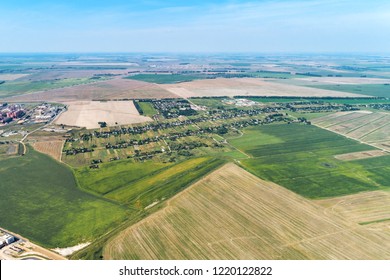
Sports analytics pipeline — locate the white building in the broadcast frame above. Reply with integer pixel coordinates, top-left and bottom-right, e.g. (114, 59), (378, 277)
(0, 234), (15, 245)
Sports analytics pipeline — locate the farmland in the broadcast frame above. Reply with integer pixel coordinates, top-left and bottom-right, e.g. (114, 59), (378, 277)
(135, 101), (158, 116)
(308, 84), (390, 98)
(313, 111), (390, 152)
(54, 101), (152, 129)
(229, 123), (390, 198)
(0, 147), (128, 248)
(2, 53), (390, 261)
(0, 78), (100, 98)
(317, 190), (390, 225)
(104, 157), (225, 206)
(104, 164), (389, 260)
(125, 74), (208, 84)
(161, 77), (369, 98)
(32, 140), (64, 161)
(5, 78), (178, 102)
(75, 160), (171, 195)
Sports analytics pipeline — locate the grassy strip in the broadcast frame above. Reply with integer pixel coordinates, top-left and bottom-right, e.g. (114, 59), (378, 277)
(359, 218), (390, 225)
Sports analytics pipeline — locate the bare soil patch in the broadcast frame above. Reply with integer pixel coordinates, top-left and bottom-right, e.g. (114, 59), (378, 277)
(334, 150), (388, 161)
(104, 163), (389, 260)
(55, 101), (152, 129)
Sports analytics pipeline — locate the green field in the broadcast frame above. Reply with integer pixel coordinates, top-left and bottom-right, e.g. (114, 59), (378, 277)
(307, 84), (390, 98)
(229, 124), (389, 198)
(125, 74), (207, 84)
(105, 157), (225, 207)
(0, 147), (128, 248)
(75, 160), (171, 195)
(138, 101), (158, 116)
(0, 78), (97, 98)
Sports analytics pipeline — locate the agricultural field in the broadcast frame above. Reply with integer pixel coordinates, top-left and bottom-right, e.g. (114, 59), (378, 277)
(161, 77), (369, 98)
(75, 160), (171, 195)
(0, 78), (99, 98)
(313, 111), (390, 152)
(135, 101), (158, 116)
(0, 147), (128, 248)
(317, 190), (390, 225)
(334, 150), (388, 161)
(307, 84), (390, 98)
(125, 74), (208, 84)
(5, 78), (178, 102)
(229, 123), (390, 198)
(54, 101), (152, 129)
(32, 140), (64, 161)
(104, 164), (389, 260)
(104, 157), (225, 207)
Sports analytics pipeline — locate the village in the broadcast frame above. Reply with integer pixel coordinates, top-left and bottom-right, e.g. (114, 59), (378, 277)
(62, 98), (362, 167)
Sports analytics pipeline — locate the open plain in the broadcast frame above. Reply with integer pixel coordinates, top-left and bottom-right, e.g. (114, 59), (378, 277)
(161, 77), (370, 98)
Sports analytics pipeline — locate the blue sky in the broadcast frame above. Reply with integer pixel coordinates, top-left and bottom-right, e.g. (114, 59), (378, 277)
(1, 0), (389, 53)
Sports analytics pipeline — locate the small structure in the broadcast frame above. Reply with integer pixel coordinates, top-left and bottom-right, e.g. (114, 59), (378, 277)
(0, 233), (15, 246)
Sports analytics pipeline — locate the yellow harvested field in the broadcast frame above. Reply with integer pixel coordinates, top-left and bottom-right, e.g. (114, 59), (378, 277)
(161, 78), (369, 98)
(32, 140), (64, 161)
(104, 164), (389, 260)
(334, 150), (388, 161)
(6, 78), (178, 102)
(313, 111), (390, 151)
(317, 191), (390, 225)
(55, 101), (152, 129)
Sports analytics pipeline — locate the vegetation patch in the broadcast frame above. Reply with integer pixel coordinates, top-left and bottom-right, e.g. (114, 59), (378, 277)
(307, 84), (390, 98)
(75, 160), (171, 195)
(105, 157), (226, 207)
(230, 124), (389, 198)
(0, 147), (128, 248)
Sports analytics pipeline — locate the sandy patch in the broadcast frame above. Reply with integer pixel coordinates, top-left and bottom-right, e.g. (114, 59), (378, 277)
(53, 242), (91, 256)
(55, 101), (152, 129)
